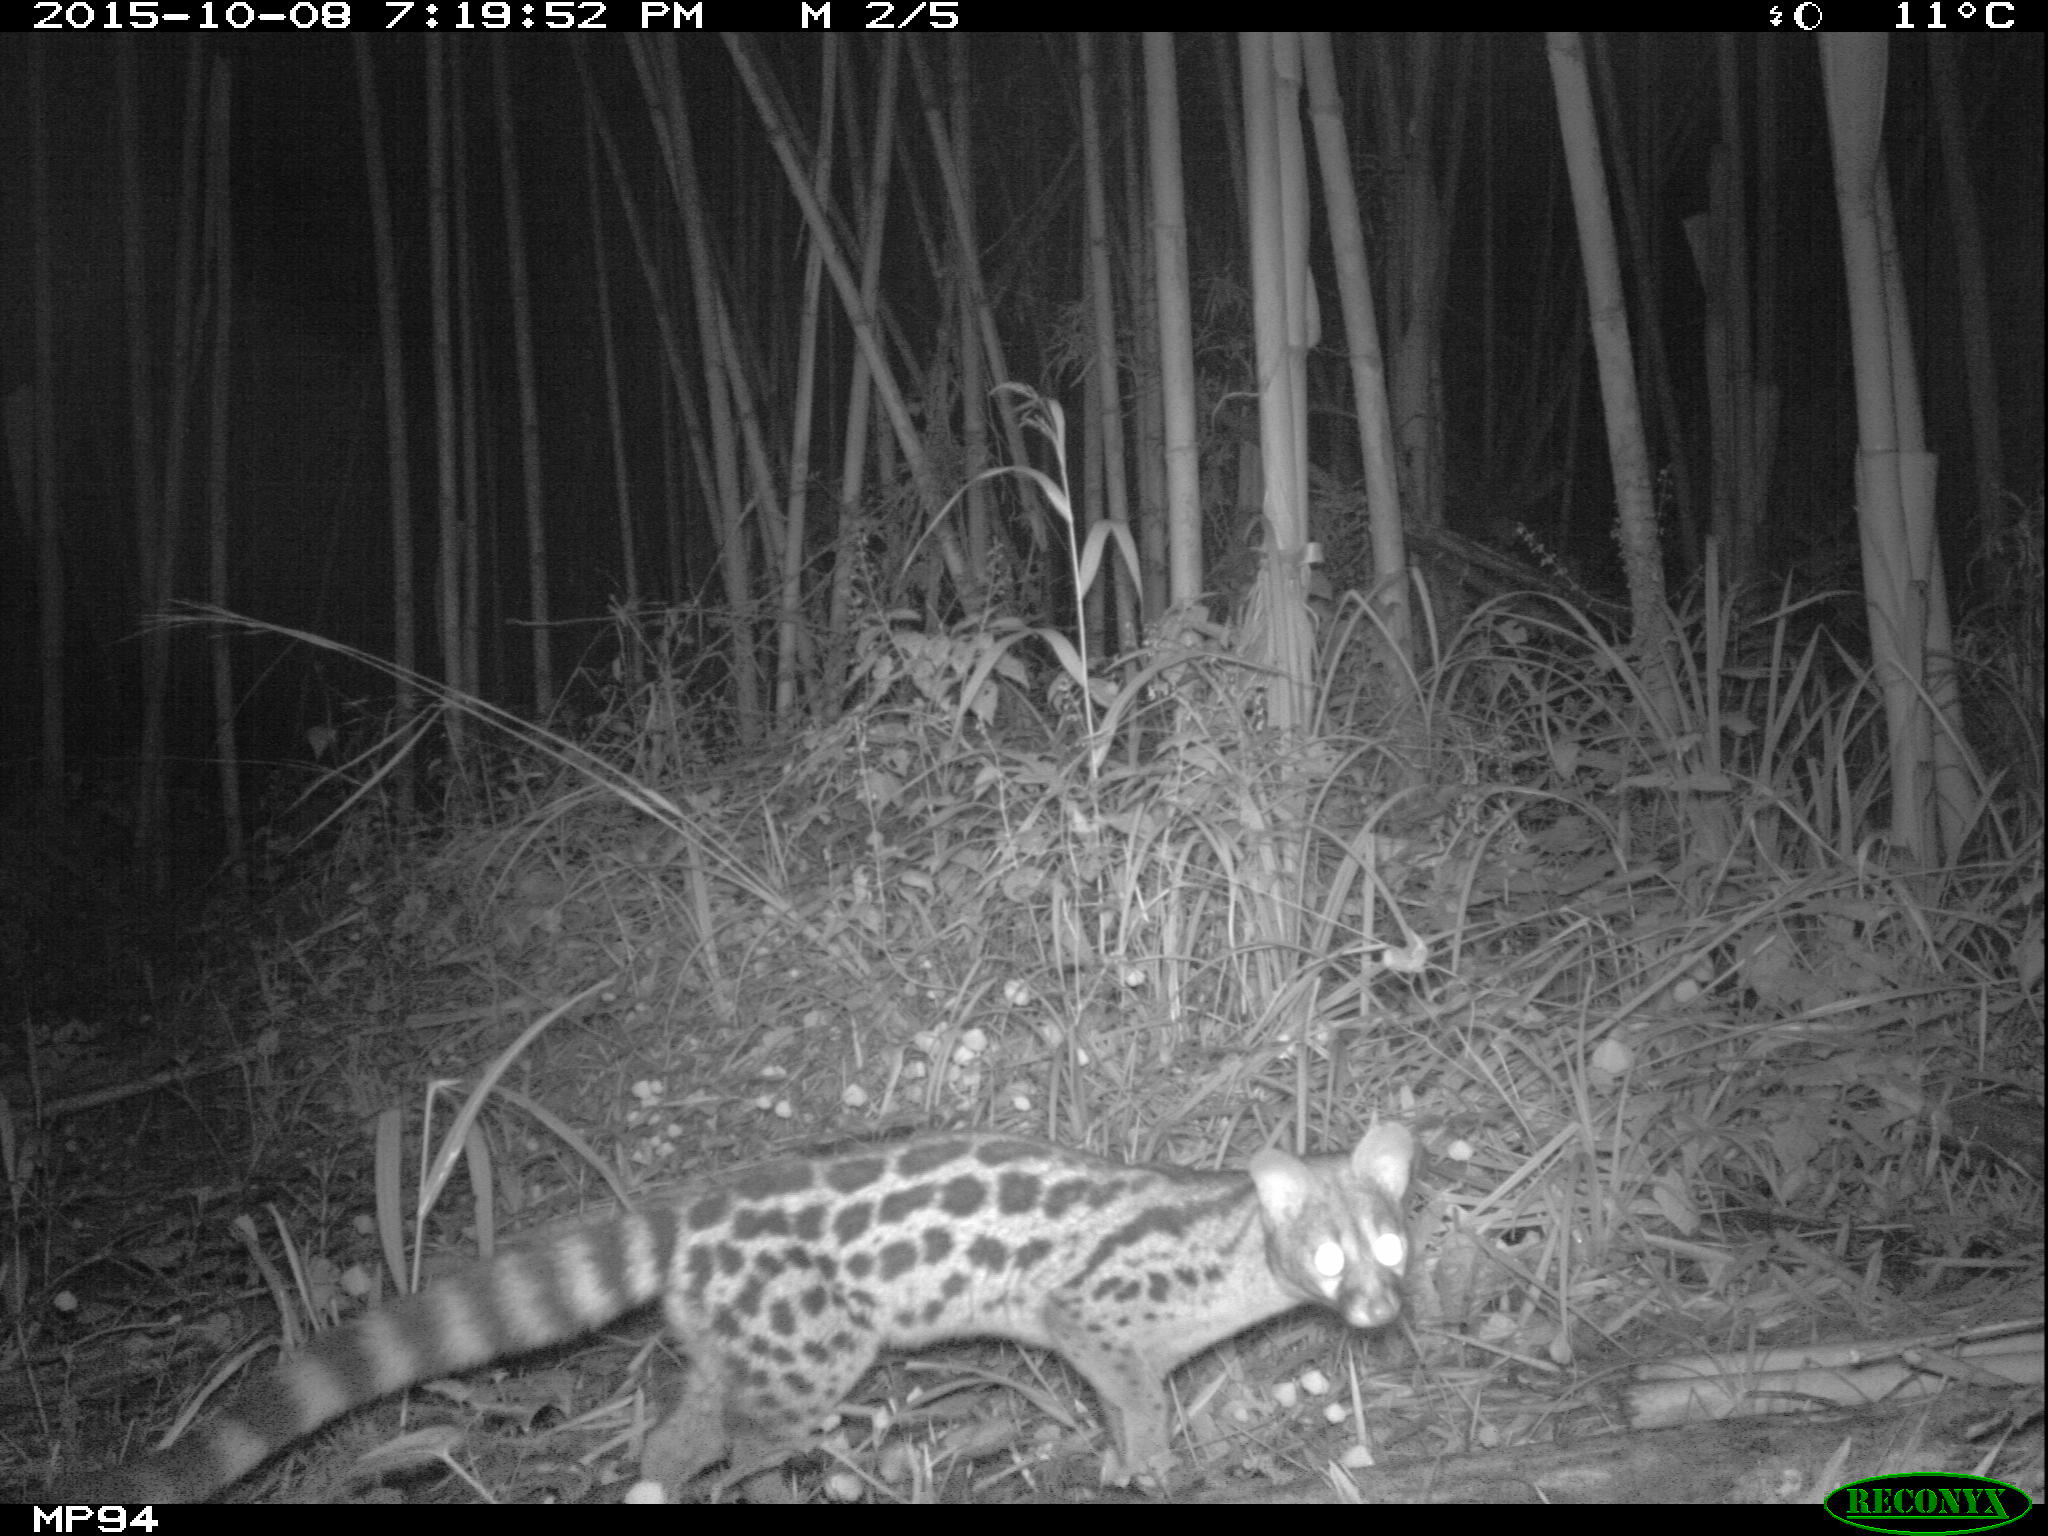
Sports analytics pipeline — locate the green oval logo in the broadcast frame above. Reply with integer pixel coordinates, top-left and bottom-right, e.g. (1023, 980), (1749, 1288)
(1825, 1473), (2032, 1534)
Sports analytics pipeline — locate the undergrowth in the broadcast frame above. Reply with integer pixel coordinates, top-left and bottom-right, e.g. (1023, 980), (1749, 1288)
(7, 538), (2040, 1503)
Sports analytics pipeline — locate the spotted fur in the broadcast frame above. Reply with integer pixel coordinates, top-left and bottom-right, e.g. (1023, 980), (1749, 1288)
(84, 1126), (1414, 1501)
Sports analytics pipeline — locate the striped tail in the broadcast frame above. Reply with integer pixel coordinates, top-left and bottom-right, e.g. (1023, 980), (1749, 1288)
(88, 1206), (678, 1502)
